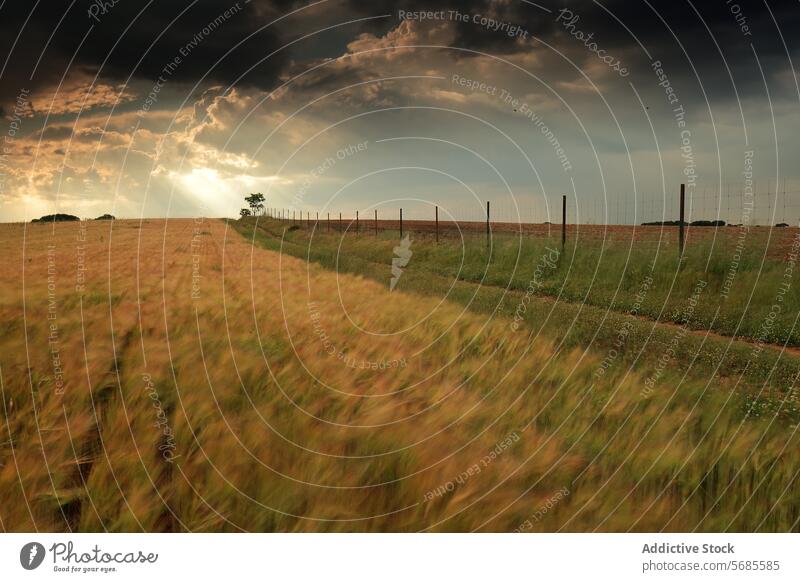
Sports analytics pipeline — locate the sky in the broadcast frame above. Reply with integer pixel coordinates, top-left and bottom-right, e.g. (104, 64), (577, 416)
(0, 0), (798, 224)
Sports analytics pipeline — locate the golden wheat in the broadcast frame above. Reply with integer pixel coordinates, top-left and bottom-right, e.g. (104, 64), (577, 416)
(0, 219), (797, 532)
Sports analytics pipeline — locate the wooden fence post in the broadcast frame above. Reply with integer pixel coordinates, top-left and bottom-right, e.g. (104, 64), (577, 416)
(679, 183), (686, 257)
(562, 195), (567, 251)
(486, 201), (490, 246)
(375, 209), (378, 236)
(435, 206), (439, 243)
(400, 208), (403, 238)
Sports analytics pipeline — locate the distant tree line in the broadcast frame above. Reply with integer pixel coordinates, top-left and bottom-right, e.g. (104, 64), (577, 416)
(642, 219), (791, 227)
(642, 220), (725, 227)
(32, 213), (115, 223)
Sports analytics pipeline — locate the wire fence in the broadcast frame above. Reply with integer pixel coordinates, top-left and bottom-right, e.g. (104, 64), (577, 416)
(265, 182), (800, 227)
(257, 183), (799, 256)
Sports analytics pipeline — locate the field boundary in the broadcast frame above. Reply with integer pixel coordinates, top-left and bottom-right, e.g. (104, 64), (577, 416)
(234, 218), (800, 360)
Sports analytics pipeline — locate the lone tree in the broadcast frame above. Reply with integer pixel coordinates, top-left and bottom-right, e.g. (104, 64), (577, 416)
(240, 208), (252, 218)
(245, 193), (265, 216)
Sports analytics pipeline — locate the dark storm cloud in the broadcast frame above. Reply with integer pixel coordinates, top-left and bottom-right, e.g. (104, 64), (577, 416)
(346, 0), (799, 100)
(547, 0), (800, 101)
(0, 0), (308, 114)
(346, 0), (799, 60)
(2, 0), (798, 116)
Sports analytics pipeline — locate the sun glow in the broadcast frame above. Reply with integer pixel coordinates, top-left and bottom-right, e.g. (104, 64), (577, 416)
(173, 167), (292, 215)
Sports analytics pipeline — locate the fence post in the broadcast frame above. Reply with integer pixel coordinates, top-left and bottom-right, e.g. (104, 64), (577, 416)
(435, 205), (439, 243)
(339, 212), (342, 232)
(486, 201), (490, 247)
(562, 195), (567, 251)
(375, 209), (378, 236)
(400, 208), (403, 238)
(356, 210), (359, 235)
(679, 183), (686, 257)
(327, 213), (330, 232)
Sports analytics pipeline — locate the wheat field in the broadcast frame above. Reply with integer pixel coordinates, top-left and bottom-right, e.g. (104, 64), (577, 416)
(0, 218), (798, 532)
